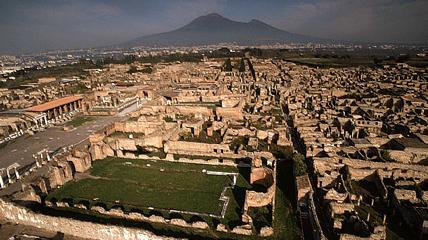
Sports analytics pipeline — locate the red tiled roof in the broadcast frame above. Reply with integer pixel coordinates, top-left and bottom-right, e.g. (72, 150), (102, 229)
(26, 96), (83, 112)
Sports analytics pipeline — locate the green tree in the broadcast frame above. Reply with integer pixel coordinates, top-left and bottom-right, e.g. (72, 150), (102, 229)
(381, 150), (394, 162)
(293, 153), (307, 176)
(141, 67), (153, 74)
(238, 58), (246, 72)
(127, 66), (139, 74)
(222, 58), (233, 72)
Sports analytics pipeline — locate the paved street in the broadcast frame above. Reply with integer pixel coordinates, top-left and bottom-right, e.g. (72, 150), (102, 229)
(0, 103), (139, 171)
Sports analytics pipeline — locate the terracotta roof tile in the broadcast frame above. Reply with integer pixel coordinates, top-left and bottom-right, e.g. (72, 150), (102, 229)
(26, 95), (83, 112)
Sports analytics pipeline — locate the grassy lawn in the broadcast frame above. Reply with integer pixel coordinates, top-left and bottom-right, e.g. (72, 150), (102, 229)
(273, 159), (301, 240)
(47, 157), (251, 224)
(109, 131), (145, 138)
(179, 130), (223, 144)
(43, 156), (301, 239)
(65, 115), (94, 128)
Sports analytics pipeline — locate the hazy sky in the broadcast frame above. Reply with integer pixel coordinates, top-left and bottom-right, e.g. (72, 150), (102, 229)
(0, 0), (427, 54)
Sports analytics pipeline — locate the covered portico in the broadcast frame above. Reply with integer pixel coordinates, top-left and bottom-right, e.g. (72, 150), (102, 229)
(26, 95), (84, 122)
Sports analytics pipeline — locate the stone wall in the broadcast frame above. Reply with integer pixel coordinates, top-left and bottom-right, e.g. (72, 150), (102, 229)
(174, 106), (213, 117)
(0, 199), (173, 240)
(133, 106), (166, 116)
(67, 149), (92, 172)
(313, 157), (428, 182)
(164, 141), (239, 158)
(222, 99), (241, 108)
(242, 161), (276, 224)
(244, 186), (275, 208)
(388, 150), (413, 164)
(11, 149), (93, 203)
(176, 96), (200, 103)
(88, 119), (180, 161)
(216, 107), (243, 120)
(114, 121), (164, 135)
(250, 167), (273, 187)
(85, 110), (117, 116)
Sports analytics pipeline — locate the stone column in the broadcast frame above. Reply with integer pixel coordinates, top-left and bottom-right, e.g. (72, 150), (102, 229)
(46, 149), (51, 161)
(53, 108), (59, 119)
(40, 152), (46, 164)
(58, 105), (63, 117)
(36, 159), (41, 168)
(33, 154), (41, 168)
(46, 110), (51, 121)
(14, 167), (20, 180)
(6, 169), (11, 183)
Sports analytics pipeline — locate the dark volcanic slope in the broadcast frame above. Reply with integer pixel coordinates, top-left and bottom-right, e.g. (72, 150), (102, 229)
(123, 13), (326, 47)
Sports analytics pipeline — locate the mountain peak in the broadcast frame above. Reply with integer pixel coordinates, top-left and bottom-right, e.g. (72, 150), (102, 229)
(184, 13), (235, 30)
(204, 13), (224, 18)
(192, 13), (227, 22)
(124, 14), (325, 47)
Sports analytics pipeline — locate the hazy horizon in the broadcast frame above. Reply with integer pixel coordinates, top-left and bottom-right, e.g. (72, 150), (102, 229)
(0, 0), (427, 54)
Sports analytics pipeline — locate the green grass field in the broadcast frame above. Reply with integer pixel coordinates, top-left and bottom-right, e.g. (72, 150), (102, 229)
(48, 157), (250, 218)
(43, 155), (301, 239)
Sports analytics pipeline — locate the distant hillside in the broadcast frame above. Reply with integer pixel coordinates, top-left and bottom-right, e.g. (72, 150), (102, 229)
(123, 13), (328, 47)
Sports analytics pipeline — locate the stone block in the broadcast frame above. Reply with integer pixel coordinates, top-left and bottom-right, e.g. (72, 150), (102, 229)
(216, 223), (228, 232)
(170, 218), (188, 227)
(259, 226), (273, 237)
(192, 221), (209, 229)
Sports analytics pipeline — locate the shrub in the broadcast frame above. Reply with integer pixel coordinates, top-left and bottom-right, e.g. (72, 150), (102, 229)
(293, 153), (307, 176)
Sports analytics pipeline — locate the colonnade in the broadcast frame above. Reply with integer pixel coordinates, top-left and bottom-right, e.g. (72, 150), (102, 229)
(45, 99), (83, 121)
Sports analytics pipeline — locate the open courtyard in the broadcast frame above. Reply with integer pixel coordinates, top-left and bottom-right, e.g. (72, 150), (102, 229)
(47, 157), (252, 225)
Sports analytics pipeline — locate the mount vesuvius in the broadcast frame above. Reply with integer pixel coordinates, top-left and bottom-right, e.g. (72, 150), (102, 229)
(122, 13), (327, 47)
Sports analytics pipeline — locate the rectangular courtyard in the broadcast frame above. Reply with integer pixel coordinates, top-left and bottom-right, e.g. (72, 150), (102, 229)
(47, 157), (250, 219)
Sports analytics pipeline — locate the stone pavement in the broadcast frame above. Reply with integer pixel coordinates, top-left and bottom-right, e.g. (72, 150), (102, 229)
(0, 102), (139, 173)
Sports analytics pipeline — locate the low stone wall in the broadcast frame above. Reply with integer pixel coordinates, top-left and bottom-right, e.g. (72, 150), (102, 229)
(164, 141), (238, 158)
(104, 152), (238, 167)
(250, 167), (273, 187)
(174, 106), (213, 117)
(47, 201), (211, 230)
(216, 107), (243, 120)
(114, 121), (164, 135)
(314, 157), (428, 182)
(307, 192), (327, 240)
(242, 162), (276, 226)
(0, 199), (174, 240)
(133, 106), (166, 117)
(85, 110), (117, 116)
(67, 149), (92, 172)
(172, 156), (237, 166)
(244, 184), (275, 208)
